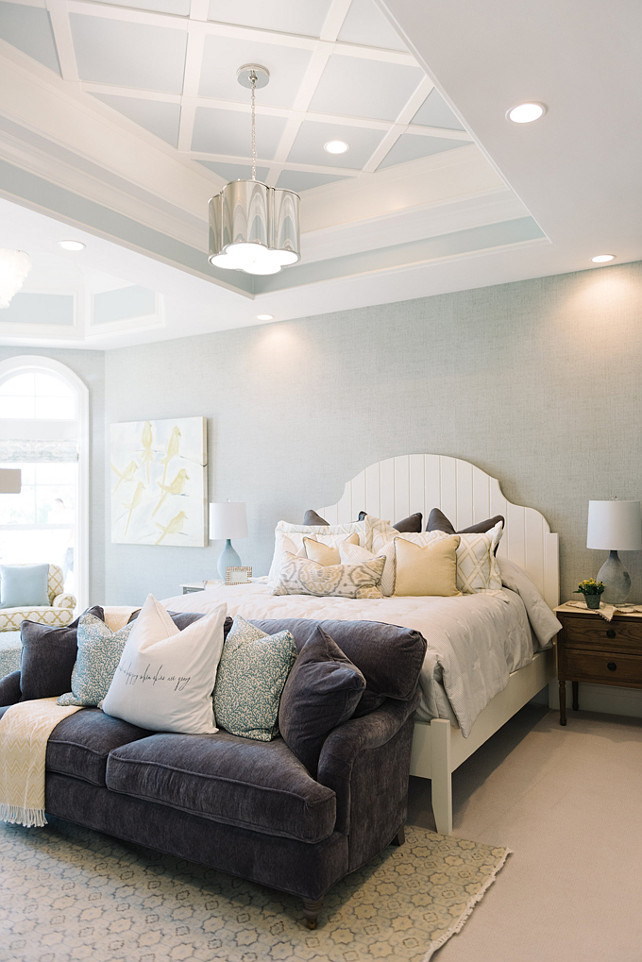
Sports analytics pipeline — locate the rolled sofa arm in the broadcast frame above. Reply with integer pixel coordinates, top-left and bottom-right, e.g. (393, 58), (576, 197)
(0, 670), (21, 706)
(317, 694), (419, 835)
(53, 593), (76, 610)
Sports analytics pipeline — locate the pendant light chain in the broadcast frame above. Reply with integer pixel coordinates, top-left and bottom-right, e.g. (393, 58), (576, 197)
(250, 69), (257, 182)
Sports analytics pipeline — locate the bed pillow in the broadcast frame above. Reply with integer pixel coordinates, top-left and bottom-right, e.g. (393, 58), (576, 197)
(0, 564), (50, 609)
(303, 534), (359, 565)
(278, 625), (366, 776)
(426, 507), (505, 540)
(213, 616), (296, 741)
(393, 536), (461, 596)
(339, 540), (396, 596)
(273, 552), (385, 599)
(304, 509), (422, 533)
(268, 518), (372, 585)
(102, 595), (227, 734)
(454, 522), (504, 593)
(20, 606), (105, 701)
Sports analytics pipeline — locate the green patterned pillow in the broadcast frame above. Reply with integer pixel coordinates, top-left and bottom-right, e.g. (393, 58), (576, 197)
(57, 612), (135, 708)
(213, 616), (296, 741)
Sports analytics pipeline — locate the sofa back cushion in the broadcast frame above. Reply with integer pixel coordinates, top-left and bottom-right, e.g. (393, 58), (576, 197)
(244, 618), (426, 715)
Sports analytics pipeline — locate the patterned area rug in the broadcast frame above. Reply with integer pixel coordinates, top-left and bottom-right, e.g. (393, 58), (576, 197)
(0, 819), (509, 962)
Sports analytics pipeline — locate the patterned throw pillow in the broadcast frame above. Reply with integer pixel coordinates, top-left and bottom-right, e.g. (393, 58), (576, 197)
(273, 552), (385, 599)
(453, 522), (504, 593)
(268, 518), (373, 586)
(339, 540), (396, 596)
(213, 616), (297, 741)
(57, 612), (135, 707)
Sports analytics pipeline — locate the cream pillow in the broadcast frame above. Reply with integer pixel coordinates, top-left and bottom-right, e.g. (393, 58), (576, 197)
(273, 551), (385, 599)
(393, 535), (461, 597)
(303, 534), (359, 565)
(102, 594), (227, 734)
(268, 518), (372, 585)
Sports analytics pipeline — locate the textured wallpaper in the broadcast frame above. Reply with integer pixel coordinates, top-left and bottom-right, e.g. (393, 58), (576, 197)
(100, 260), (642, 607)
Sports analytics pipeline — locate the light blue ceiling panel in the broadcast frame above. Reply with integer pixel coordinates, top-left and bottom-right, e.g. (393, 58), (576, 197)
(377, 133), (468, 169)
(411, 89), (465, 131)
(287, 120), (384, 169)
(0, 2), (60, 75)
(93, 285), (156, 325)
(93, 94), (181, 147)
(69, 14), (187, 93)
(192, 106), (286, 159)
(206, 0), (332, 38)
(309, 56), (424, 122)
(1, 292), (74, 326)
(198, 35), (312, 108)
(338, 0), (407, 51)
(276, 170), (346, 192)
(198, 161), (270, 183)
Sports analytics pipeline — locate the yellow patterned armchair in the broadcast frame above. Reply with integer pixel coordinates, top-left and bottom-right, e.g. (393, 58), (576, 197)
(0, 564), (76, 633)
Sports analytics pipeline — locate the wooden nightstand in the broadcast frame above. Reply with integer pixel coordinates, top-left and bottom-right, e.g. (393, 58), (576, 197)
(555, 604), (642, 725)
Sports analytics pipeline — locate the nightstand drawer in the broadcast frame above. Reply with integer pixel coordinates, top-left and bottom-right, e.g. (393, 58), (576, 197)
(559, 647), (642, 686)
(561, 617), (642, 653)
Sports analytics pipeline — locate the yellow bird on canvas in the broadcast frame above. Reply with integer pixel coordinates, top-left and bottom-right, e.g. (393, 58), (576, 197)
(152, 468), (189, 517)
(155, 510), (187, 545)
(160, 426), (181, 486)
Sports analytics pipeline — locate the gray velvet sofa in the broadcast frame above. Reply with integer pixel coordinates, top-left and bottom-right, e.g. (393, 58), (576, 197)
(0, 614), (425, 927)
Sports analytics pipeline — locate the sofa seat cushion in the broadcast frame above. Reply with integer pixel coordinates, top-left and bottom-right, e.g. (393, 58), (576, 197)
(46, 708), (152, 787)
(105, 730), (337, 844)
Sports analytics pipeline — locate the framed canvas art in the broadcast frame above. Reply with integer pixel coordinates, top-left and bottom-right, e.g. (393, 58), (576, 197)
(111, 416), (207, 546)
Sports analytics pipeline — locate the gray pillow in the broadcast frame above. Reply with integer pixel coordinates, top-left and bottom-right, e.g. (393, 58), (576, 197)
(303, 509), (422, 532)
(20, 606), (105, 701)
(279, 625), (365, 776)
(426, 507), (505, 538)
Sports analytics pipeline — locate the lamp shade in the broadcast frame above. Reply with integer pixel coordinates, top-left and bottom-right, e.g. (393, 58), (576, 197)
(0, 468), (21, 493)
(586, 500), (642, 551)
(209, 502), (248, 541)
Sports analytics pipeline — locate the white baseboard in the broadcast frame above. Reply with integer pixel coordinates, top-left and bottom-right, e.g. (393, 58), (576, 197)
(547, 680), (642, 720)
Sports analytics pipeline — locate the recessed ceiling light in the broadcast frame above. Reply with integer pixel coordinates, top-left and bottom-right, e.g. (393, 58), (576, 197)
(257, 313), (274, 321)
(58, 240), (86, 251)
(591, 254), (616, 263)
(506, 102), (547, 124)
(323, 140), (349, 155)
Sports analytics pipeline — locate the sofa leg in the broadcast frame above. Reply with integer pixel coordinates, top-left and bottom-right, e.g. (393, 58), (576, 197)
(302, 897), (324, 929)
(393, 825), (405, 846)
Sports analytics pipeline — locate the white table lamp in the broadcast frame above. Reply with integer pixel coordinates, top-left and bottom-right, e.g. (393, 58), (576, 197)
(587, 500), (642, 604)
(210, 501), (248, 579)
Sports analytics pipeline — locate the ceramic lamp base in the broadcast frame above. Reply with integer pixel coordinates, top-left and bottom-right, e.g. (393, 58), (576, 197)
(217, 539), (241, 580)
(597, 550), (631, 605)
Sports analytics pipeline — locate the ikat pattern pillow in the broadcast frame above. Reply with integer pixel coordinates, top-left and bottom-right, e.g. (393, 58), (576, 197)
(213, 616), (297, 741)
(57, 612), (135, 707)
(272, 552), (385, 599)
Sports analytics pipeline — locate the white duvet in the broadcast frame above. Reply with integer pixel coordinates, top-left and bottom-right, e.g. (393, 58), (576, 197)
(162, 559), (560, 738)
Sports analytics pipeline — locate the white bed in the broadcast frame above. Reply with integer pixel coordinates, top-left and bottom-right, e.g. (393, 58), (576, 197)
(165, 454), (560, 834)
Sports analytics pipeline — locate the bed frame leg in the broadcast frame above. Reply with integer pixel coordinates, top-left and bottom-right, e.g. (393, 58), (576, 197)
(430, 718), (453, 835)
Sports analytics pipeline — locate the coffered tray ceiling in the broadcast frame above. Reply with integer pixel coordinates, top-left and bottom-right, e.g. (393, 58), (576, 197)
(0, 0), (640, 348)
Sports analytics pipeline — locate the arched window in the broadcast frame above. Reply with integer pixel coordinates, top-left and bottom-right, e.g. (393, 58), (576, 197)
(0, 357), (89, 609)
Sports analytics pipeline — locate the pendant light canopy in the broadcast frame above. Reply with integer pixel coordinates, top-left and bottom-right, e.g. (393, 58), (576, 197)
(208, 65), (300, 276)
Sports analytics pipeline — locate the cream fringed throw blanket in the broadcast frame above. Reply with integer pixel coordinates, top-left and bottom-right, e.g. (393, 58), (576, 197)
(0, 697), (81, 827)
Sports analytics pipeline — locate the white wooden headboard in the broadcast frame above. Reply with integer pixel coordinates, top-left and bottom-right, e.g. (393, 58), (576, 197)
(318, 454), (559, 608)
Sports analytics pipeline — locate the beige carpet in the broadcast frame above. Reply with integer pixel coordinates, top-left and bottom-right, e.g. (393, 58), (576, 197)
(0, 818), (508, 962)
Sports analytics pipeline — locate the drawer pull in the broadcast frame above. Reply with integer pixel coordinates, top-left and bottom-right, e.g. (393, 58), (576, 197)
(606, 629), (616, 639)
(607, 662), (617, 672)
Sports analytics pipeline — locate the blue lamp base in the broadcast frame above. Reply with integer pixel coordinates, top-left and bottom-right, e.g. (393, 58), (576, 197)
(597, 550), (631, 605)
(217, 539), (241, 580)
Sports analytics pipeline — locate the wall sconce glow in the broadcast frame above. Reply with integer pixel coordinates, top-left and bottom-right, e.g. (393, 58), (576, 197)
(0, 249), (31, 308)
(506, 102), (547, 124)
(591, 254), (615, 264)
(257, 313), (274, 321)
(324, 140), (349, 155)
(58, 240), (86, 251)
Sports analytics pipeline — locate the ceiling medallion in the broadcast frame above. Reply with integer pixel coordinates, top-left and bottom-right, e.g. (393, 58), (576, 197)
(208, 65), (300, 276)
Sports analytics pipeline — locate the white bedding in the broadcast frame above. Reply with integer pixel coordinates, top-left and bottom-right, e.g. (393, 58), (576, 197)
(162, 560), (560, 738)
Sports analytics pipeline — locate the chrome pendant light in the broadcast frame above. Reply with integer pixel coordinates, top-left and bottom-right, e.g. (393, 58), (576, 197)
(208, 65), (300, 276)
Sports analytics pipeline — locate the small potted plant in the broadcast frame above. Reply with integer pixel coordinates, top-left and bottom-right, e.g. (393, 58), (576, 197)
(574, 578), (605, 609)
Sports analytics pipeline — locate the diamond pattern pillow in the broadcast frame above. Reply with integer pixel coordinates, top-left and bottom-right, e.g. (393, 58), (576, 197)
(453, 522), (504, 593)
(57, 612), (135, 707)
(213, 616), (297, 741)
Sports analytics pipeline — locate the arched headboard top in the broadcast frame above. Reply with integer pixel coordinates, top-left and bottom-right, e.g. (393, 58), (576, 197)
(318, 454), (559, 608)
